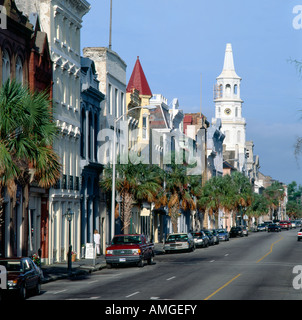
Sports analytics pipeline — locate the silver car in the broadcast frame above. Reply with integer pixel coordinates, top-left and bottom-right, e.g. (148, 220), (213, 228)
(163, 233), (195, 253)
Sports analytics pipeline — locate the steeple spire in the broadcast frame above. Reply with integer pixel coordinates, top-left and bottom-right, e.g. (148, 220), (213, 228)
(217, 43), (240, 79)
(126, 56), (152, 97)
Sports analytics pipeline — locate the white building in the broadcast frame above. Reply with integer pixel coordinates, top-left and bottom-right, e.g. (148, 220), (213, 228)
(83, 47), (127, 245)
(16, 0), (90, 264)
(212, 43), (247, 173)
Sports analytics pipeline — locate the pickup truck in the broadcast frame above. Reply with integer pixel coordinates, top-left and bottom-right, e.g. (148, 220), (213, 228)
(105, 234), (154, 268)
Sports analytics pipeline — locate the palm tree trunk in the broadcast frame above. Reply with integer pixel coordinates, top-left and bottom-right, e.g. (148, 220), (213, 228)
(122, 191), (133, 234)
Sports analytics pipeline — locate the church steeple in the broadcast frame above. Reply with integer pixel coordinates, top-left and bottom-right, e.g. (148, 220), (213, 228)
(212, 43), (246, 173)
(217, 43), (241, 80)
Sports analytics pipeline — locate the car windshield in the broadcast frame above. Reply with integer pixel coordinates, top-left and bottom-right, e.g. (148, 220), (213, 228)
(217, 229), (226, 233)
(111, 235), (141, 245)
(166, 234), (188, 242)
(0, 260), (23, 272)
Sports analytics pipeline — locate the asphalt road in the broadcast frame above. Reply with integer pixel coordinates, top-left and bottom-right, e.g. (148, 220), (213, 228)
(29, 228), (302, 301)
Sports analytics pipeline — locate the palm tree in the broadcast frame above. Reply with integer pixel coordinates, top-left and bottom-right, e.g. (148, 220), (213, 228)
(0, 80), (61, 255)
(246, 193), (269, 224)
(157, 161), (195, 233)
(263, 181), (284, 220)
(100, 161), (163, 234)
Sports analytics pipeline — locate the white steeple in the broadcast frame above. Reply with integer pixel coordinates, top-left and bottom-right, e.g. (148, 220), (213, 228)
(217, 43), (241, 80)
(212, 43), (246, 173)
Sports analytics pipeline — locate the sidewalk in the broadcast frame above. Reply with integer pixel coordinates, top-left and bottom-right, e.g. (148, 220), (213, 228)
(41, 243), (164, 284)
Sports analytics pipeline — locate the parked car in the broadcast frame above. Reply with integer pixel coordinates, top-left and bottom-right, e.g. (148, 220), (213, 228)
(163, 233), (195, 253)
(291, 221), (296, 228)
(229, 226), (244, 238)
(191, 231), (209, 248)
(257, 224), (267, 232)
(267, 223), (281, 232)
(201, 229), (215, 245)
(105, 234), (154, 268)
(0, 257), (42, 300)
(286, 221), (293, 229)
(295, 220), (302, 227)
(279, 221), (289, 230)
(298, 229), (302, 241)
(209, 229), (220, 244)
(241, 226), (249, 236)
(217, 228), (229, 241)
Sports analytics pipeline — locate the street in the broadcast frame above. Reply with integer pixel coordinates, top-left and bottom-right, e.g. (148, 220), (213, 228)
(28, 229), (302, 301)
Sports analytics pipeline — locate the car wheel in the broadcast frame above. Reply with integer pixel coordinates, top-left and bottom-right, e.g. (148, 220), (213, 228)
(35, 282), (41, 295)
(106, 263), (112, 269)
(19, 285), (27, 300)
(147, 255), (154, 265)
(137, 259), (144, 268)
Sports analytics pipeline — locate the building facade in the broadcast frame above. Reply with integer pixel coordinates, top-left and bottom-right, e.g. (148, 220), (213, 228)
(80, 56), (105, 253)
(83, 46), (127, 247)
(16, 0), (91, 264)
(0, 0), (33, 258)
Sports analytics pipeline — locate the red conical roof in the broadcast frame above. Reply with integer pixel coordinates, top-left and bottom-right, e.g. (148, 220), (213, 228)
(127, 56), (152, 96)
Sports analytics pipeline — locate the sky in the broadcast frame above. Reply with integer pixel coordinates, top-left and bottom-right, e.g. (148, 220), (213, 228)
(81, 0), (302, 186)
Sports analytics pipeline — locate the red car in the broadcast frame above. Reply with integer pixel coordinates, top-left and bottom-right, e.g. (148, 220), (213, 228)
(279, 221), (290, 230)
(105, 234), (154, 268)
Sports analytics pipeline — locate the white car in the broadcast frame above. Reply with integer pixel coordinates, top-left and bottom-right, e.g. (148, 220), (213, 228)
(298, 229), (302, 241)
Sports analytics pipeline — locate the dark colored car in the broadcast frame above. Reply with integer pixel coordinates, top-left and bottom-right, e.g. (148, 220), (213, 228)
(209, 229), (220, 244)
(201, 229), (214, 245)
(217, 228), (230, 241)
(0, 257), (43, 300)
(267, 223), (281, 232)
(191, 231), (209, 248)
(229, 226), (244, 238)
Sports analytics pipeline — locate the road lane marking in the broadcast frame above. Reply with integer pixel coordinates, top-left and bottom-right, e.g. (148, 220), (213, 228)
(126, 291), (140, 298)
(256, 236), (284, 263)
(210, 260), (215, 263)
(225, 254), (229, 256)
(53, 289), (67, 295)
(204, 274), (241, 300)
(167, 276), (176, 281)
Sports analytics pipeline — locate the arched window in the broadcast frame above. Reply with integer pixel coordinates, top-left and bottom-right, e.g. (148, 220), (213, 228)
(225, 84), (231, 97)
(15, 56), (23, 84)
(234, 84), (238, 95)
(2, 50), (10, 84)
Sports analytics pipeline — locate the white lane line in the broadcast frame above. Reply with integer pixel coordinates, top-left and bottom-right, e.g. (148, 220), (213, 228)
(225, 254), (229, 256)
(167, 276), (176, 281)
(53, 289), (67, 295)
(210, 260), (215, 263)
(126, 291), (140, 298)
(88, 280), (99, 284)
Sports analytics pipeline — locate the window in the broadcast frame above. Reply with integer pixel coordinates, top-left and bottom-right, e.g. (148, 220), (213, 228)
(108, 84), (112, 115)
(15, 56), (23, 84)
(142, 115), (147, 139)
(2, 50), (10, 84)
(234, 84), (238, 95)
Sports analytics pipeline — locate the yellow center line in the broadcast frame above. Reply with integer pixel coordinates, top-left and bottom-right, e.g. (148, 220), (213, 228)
(204, 273), (241, 300)
(256, 236), (284, 263)
(204, 235), (284, 300)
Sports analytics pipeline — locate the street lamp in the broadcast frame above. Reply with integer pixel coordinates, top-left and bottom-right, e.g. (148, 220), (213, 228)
(64, 208), (74, 274)
(110, 105), (157, 240)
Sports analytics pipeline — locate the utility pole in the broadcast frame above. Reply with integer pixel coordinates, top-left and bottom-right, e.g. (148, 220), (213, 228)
(109, 0), (112, 50)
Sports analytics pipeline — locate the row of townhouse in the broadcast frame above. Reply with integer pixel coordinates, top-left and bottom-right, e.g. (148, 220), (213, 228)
(0, 1), (286, 264)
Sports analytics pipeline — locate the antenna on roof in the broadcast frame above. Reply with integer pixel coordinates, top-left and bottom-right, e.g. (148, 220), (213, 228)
(109, 0), (112, 50)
